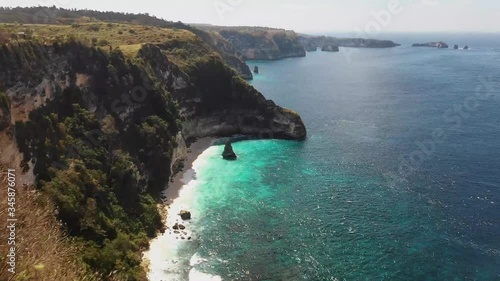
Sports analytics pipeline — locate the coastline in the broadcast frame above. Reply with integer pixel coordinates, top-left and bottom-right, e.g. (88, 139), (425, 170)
(143, 137), (218, 281)
(162, 137), (216, 205)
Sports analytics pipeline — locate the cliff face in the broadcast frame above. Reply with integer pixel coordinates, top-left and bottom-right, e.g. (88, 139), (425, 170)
(0, 23), (305, 278)
(195, 26), (306, 60)
(188, 29), (253, 79)
(218, 29), (306, 60)
(139, 43), (306, 140)
(0, 6), (254, 80)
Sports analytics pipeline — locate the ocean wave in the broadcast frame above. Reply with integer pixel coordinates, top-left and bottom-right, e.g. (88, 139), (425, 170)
(144, 146), (219, 281)
(188, 268), (222, 281)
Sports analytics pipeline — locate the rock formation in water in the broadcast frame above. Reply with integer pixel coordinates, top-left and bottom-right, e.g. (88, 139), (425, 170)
(454, 45), (459, 49)
(254, 66), (259, 74)
(222, 141), (237, 160)
(464, 45), (469, 50)
(321, 44), (340, 52)
(412, 41), (449, 48)
(300, 35), (400, 49)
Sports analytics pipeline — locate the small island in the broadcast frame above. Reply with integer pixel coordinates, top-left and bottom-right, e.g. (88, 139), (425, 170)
(412, 41), (449, 48)
(321, 44), (340, 52)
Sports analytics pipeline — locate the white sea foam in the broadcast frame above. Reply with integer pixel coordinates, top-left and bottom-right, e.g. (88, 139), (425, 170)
(188, 268), (222, 281)
(144, 146), (221, 281)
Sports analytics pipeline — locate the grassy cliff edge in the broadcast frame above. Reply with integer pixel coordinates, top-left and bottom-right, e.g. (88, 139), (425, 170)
(0, 20), (305, 280)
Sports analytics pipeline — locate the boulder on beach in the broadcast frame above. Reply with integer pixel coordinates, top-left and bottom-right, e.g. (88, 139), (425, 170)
(179, 210), (191, 220)
(173, 223), (186, 230)
(222, 141), (237, 160)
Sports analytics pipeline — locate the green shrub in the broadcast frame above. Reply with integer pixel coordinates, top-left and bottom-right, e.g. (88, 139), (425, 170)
(11, 42), (180, 280)
(88, 24), (100, 32)
(0, 92), (11, 130)
(98, 39), (110, 46)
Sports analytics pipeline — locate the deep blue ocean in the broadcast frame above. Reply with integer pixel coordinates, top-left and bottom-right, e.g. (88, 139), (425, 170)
(148, 34), (500, 280)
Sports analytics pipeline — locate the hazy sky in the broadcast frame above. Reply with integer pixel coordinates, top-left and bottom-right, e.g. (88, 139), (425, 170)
(3, 0), (500, 33)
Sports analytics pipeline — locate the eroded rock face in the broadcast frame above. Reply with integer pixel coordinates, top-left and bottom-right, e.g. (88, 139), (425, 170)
(305, 44), (317, 52)
(181, 107), (307, 141)
(214, 28), (306, 60)
(187, 28), (253, 80)
(321, 44), (340, 52)
(222, 141), (237, 160)
(140, 44), (307, 141)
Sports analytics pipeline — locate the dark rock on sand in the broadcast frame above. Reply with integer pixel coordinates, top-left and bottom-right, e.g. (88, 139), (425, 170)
(180, 210), (191, 220)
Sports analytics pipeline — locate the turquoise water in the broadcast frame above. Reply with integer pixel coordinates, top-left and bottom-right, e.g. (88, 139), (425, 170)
(158, 41), (500, 280)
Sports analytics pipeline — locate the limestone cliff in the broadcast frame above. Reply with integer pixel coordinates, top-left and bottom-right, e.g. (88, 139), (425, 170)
(188, 29), (253, 80)
(0, 34), (305, 278)
(139, 43), (306, 140)
(0, 6), (253, 80)
(196, 26), (306, 60)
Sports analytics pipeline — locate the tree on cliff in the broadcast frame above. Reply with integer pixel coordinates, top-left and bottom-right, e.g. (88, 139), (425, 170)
(0, 31), (9, 45)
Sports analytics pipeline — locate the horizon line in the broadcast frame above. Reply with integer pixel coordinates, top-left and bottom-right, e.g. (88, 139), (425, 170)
(2, 5), (500, 34)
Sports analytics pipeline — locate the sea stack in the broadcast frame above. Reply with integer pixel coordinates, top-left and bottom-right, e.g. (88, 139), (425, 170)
(222, 140), (237, 160)
(437, 42), (449, 48)
(321, 44), (340, 52)
(464, 45), (469, 50)
(254, 66), (259, 74)
(454, 45), (459, 49)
